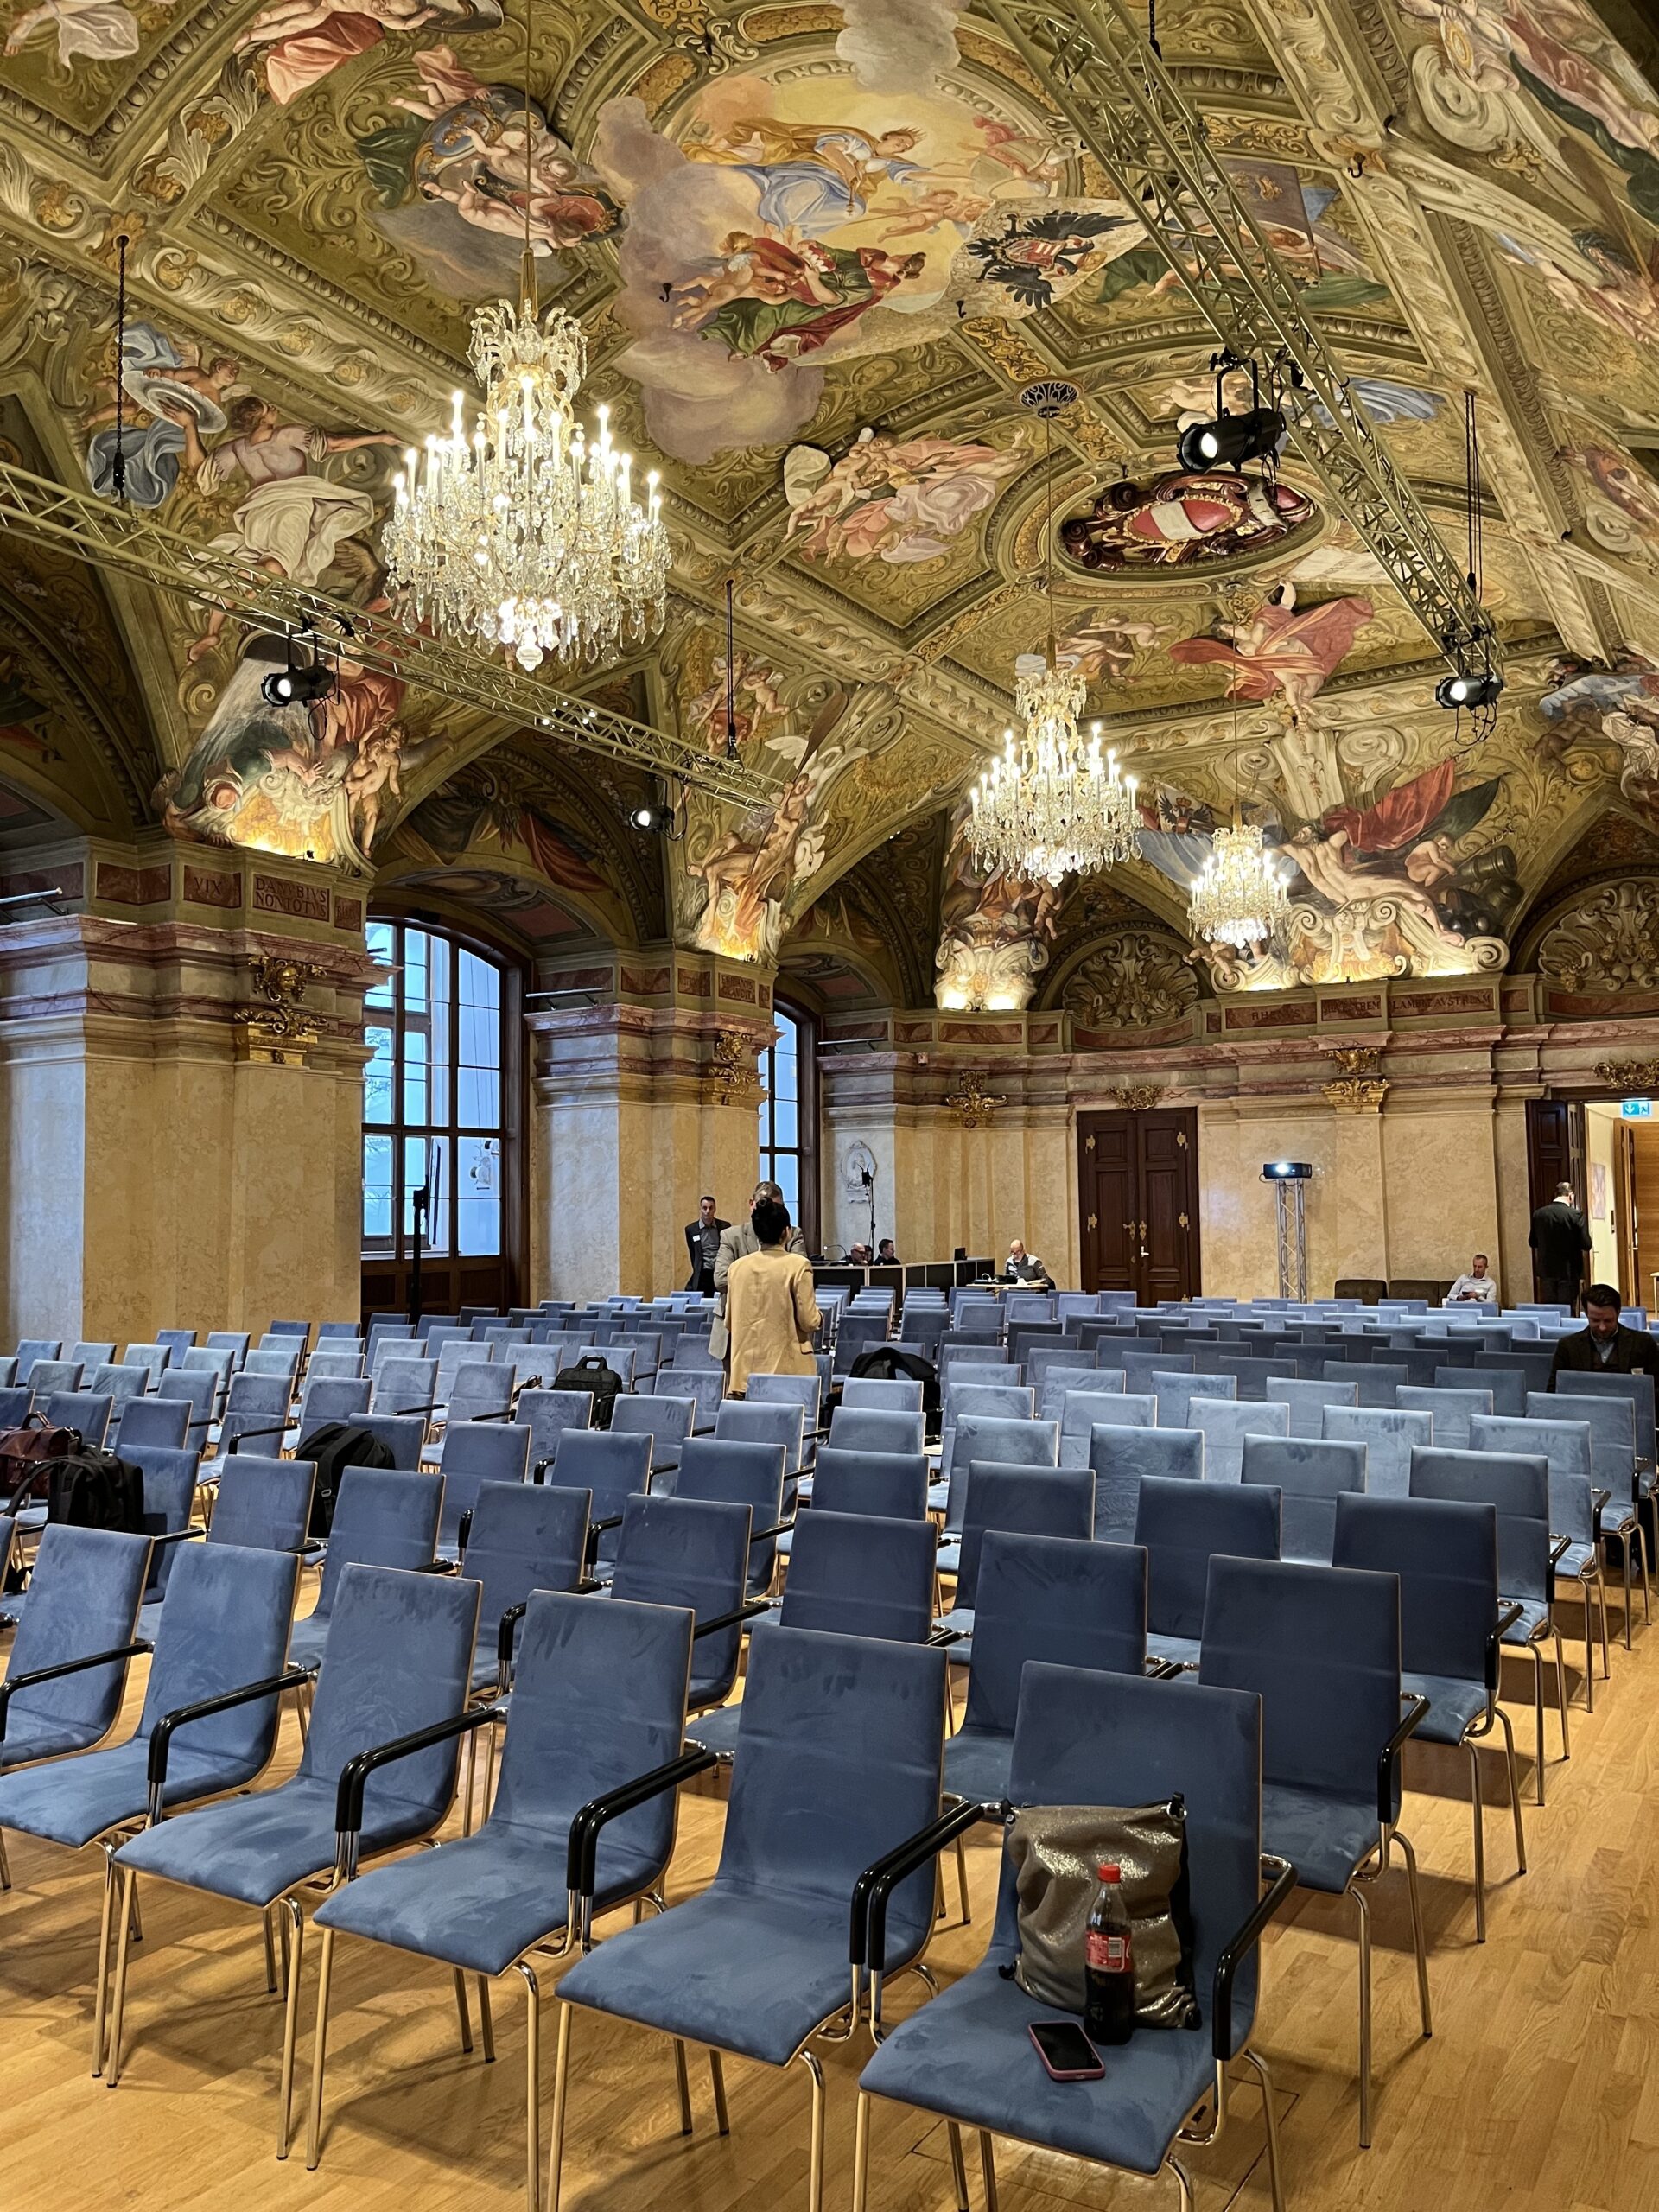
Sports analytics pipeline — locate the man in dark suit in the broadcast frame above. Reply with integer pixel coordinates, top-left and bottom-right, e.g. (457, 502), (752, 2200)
(1529, 1180), (1592, 1311)
(1548, 1283), (1659, 1385)
(684, 1194), (728, 1295)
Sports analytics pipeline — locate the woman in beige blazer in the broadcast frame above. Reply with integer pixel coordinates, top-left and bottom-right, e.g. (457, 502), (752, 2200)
(723, 1197), (821, 1395)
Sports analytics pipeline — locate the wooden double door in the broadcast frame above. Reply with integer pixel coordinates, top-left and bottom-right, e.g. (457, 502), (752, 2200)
(1077, 1108), (1201, 1303)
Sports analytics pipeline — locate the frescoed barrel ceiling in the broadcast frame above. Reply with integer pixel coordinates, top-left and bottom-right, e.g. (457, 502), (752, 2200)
(0, 0), (1657, 1002)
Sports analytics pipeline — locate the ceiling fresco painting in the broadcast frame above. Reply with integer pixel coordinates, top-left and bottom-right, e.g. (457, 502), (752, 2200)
(0, 0), (1656, 1004)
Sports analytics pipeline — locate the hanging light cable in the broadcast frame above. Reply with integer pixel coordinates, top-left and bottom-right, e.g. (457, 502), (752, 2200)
(1188, 610), (1292, 950)
(384, 0), (669, 671)
(967, 383), (1140, 887)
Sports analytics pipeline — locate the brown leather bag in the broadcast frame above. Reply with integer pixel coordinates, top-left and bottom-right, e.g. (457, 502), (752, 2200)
(0, 1414), (80, 1510)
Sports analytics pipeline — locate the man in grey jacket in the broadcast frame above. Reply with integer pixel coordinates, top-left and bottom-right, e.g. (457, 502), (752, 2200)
(709, 1179), (808, 1357)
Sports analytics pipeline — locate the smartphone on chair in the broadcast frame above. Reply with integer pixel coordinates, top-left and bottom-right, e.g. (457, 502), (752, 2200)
(1028, 2020), (1103, 2082)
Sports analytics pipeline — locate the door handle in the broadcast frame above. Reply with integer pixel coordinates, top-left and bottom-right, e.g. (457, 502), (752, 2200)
(1139, 1220), (1147, 1241)
(1087, 1212), (1098, 1231)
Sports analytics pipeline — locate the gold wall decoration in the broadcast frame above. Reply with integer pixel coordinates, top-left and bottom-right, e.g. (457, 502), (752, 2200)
(1321, 1045), (1389, 1114)
(1109, 1084), (1165, 1111)
(707, 1027), (766, 1106)
(944, 1071), (1007, 1129)
(1595, 1059), (1659, 1096)
(233, 956), (325, 1065)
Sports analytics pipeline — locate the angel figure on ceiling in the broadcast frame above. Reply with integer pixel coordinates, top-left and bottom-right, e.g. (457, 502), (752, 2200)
(4, 0), (145, 65)
(234, 0), (502, 108)
(783, 427), (1023, 563)
(1168, 585), (1375, 721)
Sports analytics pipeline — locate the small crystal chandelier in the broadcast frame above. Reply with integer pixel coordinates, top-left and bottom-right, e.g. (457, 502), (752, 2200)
(1188, 821), (1292, 948)
(383, 3), (668, 671)
(966, 384), (1140, 887)
(1187, 665), (1292, 949)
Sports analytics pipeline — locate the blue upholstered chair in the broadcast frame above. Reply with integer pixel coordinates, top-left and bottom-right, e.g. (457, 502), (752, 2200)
(943, 1531), (1147, 1808)
(1242, 1434), (1367, 1567)
(1088, 1423), (1202, 1543)
(1058, 1388), (1139, 1470)
(457, 1479), (591, 1694)
(1213, 1352), (1299, 1402)
(1396, 1383), (1492, 1447)
(1135, 1475), (1281, 1669)
(946, 1463), (1095, 1645)
(855, 1663), (1291, 2212)
(14, 1338), (61, 1379)
(206, 1330), (251, 1370)
(515, 1388), (592, 1476)
(155, 1328), (196, 1363)
(1035, 1363), (1116, 1426)
(1190, 1396), (1289, 1483)
(1121, 1347), (1188, 1395)
(830, 1405), (926, 1458)
(674, 1435), (788, 1595)
(88, 1363), (146, 1406)
(48, 1390), (111, 1447)
(1267, 1376), (1358, 1436)
(435, 1420), (532, 1555)
(607, 1493), (754, 1713)
(841, 1376), (923, 1414)
(1152, 1370), (1236, 1430)
(0, 1526), (149, 1779)
(550, 1625), (949, 2212)
(291, 1374), (371, 1446)
(106, 1562), (479, 2151)
(1322, 1403), (1432, 1497)
(0, 1541), (301, 2075)
(29, 1361), (82, 1397)
(128, 1446), (204, 1623)
(1200, 1555), (1427, 2145)
(607, 1392), (694, 1478)
(286, 1469), (442, 1670)
(544, 1430), (653, 1567)
(1323, 1359), (1409, 1408)
(372, 1356), (436, 1419)
(938, 1418), (1059, 1562)
(155, 1365), (217, 1446)
(304, 1589), (695, 2205)
(112, 1394), (190, 1453)
(1408, 1443), (1561, 1805)
(218, 1371), (293, 1455)
(304, 1347), (364, 1381)
(745, 1372), (823, 1445)
(1332, 1492), (1522, 1941)
(1475, 1410), (1611, 1697)
(354, 1412), (428, 1469)
(207, 1454), (315, 1557)
(1433, 1362), (1527, 1415)
(803, 1446), (928, 1528)
(448, 1363), (517, 1428)
(245, 1347), (300, 1386)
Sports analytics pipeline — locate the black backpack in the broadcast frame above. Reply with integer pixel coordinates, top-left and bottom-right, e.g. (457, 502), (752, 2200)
(46, 1448), (146, 1535)
(551, 1355), (622, 1431)
(847, 1345), (942, 1440)
(294, 1421), (396, 1538)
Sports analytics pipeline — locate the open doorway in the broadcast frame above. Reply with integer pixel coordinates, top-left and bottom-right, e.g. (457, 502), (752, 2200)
(1583, 1102), (1659, 1309)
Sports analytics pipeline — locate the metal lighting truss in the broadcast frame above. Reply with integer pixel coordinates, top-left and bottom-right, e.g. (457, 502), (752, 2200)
(979, 0), (1498, 671)
(0, 458), (780, 807)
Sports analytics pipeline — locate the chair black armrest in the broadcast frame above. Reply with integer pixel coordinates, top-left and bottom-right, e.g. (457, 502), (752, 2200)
(852, 1798), (1002, 1975)
(411, 1558), (459, 1574)
(565, 1746), (720, 1899)
(334, 1704), (496, 1840)
(750, 1518), (793, 1544)
(497, 1599), (528, 1670)
(457, 1508), (474, 1555)
(148, 1524), (207, 1550)
(0, 1640), (150, 1741)
(148, 1666), (312, 1812)
(299, 1538), (326, 1559)
(1378, 1693), (1430, 1825)
(925, 1624), (963, 1648)
(691, 1597), (772, 1640)
(1487, 1600), (1523, 1692)
(1212, 1853), (1296, 2063)
(1590, 1486), (1611, 1539)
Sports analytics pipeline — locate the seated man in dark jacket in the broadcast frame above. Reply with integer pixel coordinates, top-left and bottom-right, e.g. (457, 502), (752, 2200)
(1548, 1283), (1659, 1385)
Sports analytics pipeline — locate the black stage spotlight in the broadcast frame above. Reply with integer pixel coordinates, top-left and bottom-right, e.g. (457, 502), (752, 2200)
(1177, 404), (1287, 474)
(262, 635), (334, 708)
(628, 801), (674, 835)
(1435, 667), (1503, 712)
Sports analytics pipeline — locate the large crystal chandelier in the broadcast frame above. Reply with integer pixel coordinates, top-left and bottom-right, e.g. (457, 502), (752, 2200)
(383, 3), (668, 671)
(1188, 821), (1292, 948)
(965, 384), (1140, 887)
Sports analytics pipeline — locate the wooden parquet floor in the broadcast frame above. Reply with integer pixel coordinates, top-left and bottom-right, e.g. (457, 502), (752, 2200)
(3, 1585), (1658, 2212)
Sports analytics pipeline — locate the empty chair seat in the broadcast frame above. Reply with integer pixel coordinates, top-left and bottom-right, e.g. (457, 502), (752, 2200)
(804, 1446), (929, 1523)
(353, 1413), (428, 1470)
(1036, 1363), (1118, 1427)
(607, 1492), (752, 1712)
(372, 1357), (436, 1418)
(840, 1376), (924, 1414)
(744, 1372), (823, 1437)
(829, 1405), (925, 1458)
(113, 1395), (191, 1452)
(543, 1430), (654, 1565)
(1089, 1423), (1203, 1543)
(70, 1341), (117, 1370)
(1135, 1474), (1281, 1669)
(1322, 1359), (1410, 1408)
(154, 1366), (217, 1446)
(610, 1394), (696, 1479)
(674, 1434), (788, 1594)
(1190, 1397), (1290, 1484)
(1267, 1376), (1358, 1438)
(1151, 1370), (1236, 1430)
(1241, 1434), (1367, 1566)
(1057, 1389), (1141, 1471)
(208, 1454), (316, 1557)
(1322, 1403), (1432, 1498)
(45, 1392), (112, 1449)
(88, 1363), (146, 1405)
(514, 1388), (592, 1478)
(445, 1364), (516, 1427)
(286, 1468), (445, 1670)
(217, 1372), (292, 1456)
(27, 1361), (81, 1396)
(1396, 1383), (1492, 1448)
(14, 1338), (63, 1381)
(435, 1420), (533, 1554)
(715, 1397), (807, 1478)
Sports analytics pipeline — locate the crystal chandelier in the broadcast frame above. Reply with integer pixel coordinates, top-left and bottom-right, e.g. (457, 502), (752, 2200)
(1187, 821), (1293, 949)
(383, 3), (668, 671)
(965, 384), (1140, 887)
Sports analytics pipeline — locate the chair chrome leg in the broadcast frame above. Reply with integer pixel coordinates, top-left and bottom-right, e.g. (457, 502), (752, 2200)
(978, 2128), (999, 2212)
(1395, 1828), (1433, 2037)
(454, 1967), (474, 2055)
(547, 2002), (572, 2212)
(515, 1962), (540, 2212)
(262, 1904), (279, 1996)
(105, 1867), (138, 2087)
(1167, 2152), (1196, 2211)
(800, 2050), (826, 2212)
(1584, 1587), (1595, 1713)
(1244, 2048), (1287, 2212)
(1466, 1742), (1486, 1944)
(0, 1828), (10, 1891)
(304, 1923), (336, 2169)
(477, 1975), (496, 2063)
(1553, 1625), (1571, 1761)
(672, 2037), (693, 2135)
(955, 1834), (971, 1926)
(1352, 1879), (1373, 2148)
(277, 1897), (306, 2159)
(92, 1845), (119, 2077)
(1493, 1704), (1526, 1874)
(709, 2047), (730, 2135)
(946, 2121), (969, 2212)
(1528, 1640), (1546, 1805)
(852, 2091), (873, 2212)
(1599, 1578), (1611, 1679)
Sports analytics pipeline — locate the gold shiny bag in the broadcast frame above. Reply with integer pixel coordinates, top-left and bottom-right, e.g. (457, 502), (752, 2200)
(1002, 1799), (1200, 2028)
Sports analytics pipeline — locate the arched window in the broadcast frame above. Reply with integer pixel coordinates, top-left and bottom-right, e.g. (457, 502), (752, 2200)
(758, 999), (818, 1252)
(362, 917), (522, 1315)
